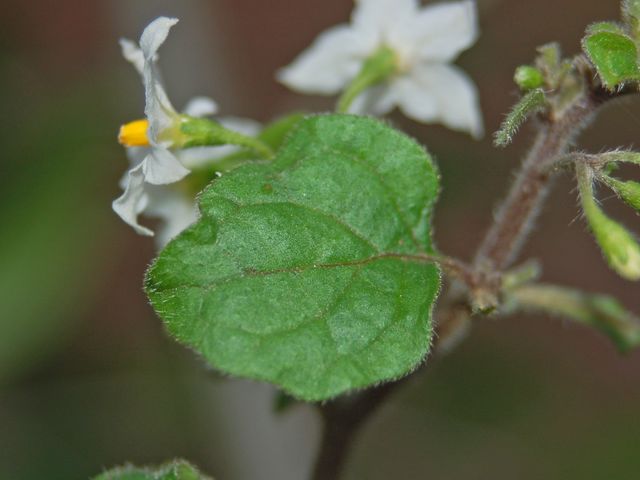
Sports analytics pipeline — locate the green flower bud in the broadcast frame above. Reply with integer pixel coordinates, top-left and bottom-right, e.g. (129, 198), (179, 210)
(514, 65), (544, 90)
(586, 21), (626, 35)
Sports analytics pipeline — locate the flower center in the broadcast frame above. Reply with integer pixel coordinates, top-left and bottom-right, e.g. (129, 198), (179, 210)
(119, 119), (150, 147)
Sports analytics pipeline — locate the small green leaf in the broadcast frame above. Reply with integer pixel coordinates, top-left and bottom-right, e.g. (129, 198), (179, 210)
(93, 460), (211, 480)
(509, 284), (640, 352)
(537, 43), (561, 71)
(583, 31), (640, 89)
(590, 149), (640, 166)
(494, 89), (546, 147)
(586, 21), (626, 35)
(623, 0), (640, 38)
(146, 114), (441, 401)
(603, 176), (640, 212)
(514, 65), (544, 90)
(578, 164), (640, 281)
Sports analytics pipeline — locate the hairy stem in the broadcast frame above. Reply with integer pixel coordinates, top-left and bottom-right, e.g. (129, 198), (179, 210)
(473, 94), (599, 273)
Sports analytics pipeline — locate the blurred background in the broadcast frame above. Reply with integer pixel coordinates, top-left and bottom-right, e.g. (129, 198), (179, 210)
(1, 0), (640, 478)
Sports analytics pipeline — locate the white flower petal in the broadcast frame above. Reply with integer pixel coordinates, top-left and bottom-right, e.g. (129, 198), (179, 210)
(183, 96), (219, 117)
(120, 38), (145, 76)
(388, 75), (439, 120)
(139, 17), (179, 60)
(145, 75), (176, 142)
(112, 164), (153, 236)
(139, 18), (180, 141)
(145, 186), (199, 248)
(352, 0), (418, 40)
(142, 148), (190, 185)
(409, 0), (478, 62)
(397, 65), (483, 138)
(277, 25), (371, 94)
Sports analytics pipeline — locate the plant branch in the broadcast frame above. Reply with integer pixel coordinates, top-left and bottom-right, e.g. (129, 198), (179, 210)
(472, 92), (600, 273)
(309, 60), (631, 480)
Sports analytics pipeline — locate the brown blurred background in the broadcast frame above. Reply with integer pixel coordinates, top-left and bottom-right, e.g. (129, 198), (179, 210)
(1, 0), (640, 479)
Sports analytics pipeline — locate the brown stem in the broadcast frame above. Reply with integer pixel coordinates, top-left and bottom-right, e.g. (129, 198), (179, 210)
(311, 382), (401, 480)
(473, 94), (600, 273)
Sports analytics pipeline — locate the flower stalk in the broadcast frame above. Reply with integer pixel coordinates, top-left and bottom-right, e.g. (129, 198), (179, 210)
(336, 46), (398, 113)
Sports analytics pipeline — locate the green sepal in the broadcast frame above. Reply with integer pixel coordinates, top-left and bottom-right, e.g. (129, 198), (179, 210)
(494, 89), (546, 147)
(509, 284), (640, 352)
(603, 176), (640, 212)
(146, 114), (442, 401)
(186, 113), (306, 188)
(582, 31), (640, 90)
(337, 46), (398, 113)
(93, 460), (211, 480)
(179, 117), (274, 159)
(514, 65), (545, 90)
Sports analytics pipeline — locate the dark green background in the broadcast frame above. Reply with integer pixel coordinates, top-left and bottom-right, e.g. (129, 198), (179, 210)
(1, 0), (639, 478)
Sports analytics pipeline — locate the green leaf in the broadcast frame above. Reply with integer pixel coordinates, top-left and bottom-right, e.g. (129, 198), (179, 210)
(623, 0), (640, 38)
(146, 114), (441, 401)
(603, 176), (640, 212)
(494, 89), (546, 147)
(583, 31), (640, 89)
(93, 460), (211, 480)
(586, 21), (626, 35)
(508, 284), (640, 352)
(577, 163), (640, 281)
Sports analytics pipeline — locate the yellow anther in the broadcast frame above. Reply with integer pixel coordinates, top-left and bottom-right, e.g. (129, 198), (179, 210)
(118, 119), (150, 147)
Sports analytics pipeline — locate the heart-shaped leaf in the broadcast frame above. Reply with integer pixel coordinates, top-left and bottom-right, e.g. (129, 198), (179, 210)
(583, 31), (640, 89)
(146, 114), (441, 401)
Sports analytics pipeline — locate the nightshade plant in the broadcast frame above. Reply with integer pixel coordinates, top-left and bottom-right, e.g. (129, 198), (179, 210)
(100, 1), (640, 479)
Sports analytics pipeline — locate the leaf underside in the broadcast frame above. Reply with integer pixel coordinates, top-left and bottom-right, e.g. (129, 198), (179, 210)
(146, 114), (441, 401)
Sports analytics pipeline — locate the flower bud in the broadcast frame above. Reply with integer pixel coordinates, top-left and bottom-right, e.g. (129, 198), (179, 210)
(514, 65), (544, 90)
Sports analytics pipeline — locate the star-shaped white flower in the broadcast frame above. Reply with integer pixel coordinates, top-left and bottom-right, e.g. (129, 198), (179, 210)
(278, 0), (483, 138)
(113, 17), (261, 246)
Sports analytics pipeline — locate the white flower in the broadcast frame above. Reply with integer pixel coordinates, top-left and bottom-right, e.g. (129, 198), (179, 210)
(113, 17), (261, 247)
(278, 0), (483, 138)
